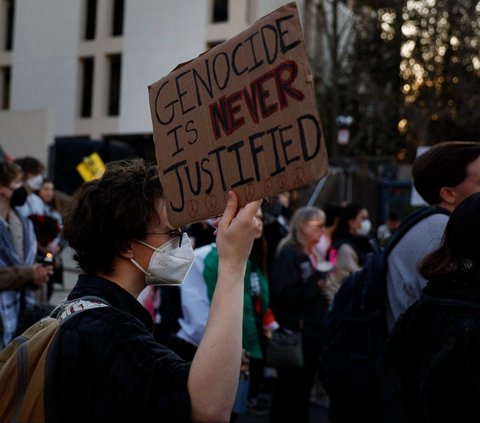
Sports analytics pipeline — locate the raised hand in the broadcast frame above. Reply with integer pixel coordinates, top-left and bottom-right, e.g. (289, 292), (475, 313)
(215, 191), (261, 270)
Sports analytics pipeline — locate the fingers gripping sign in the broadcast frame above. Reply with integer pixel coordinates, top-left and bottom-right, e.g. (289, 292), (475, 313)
(215, 191), (262, 268)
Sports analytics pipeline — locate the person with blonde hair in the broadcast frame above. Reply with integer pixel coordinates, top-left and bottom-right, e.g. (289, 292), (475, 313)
(269, 206), (330, 423)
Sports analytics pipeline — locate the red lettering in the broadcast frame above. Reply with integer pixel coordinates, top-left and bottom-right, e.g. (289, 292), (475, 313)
(209, 98), (229, 139)
(255, 70), (278, 118)
(275, 61), (305, 108)
(227, 91), (245, 134)
(208, 60), (305, 139)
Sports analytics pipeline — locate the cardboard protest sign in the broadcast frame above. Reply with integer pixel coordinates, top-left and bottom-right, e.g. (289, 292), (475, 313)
(148, 2), (328, 227)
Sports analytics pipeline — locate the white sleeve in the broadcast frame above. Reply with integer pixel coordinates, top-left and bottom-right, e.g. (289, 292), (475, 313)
(176, 244), (214, 346)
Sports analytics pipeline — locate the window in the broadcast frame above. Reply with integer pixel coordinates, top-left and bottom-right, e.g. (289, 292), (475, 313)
(107, 54), (121, 116)
(212, 0), (228, 23)
(111, 0), (124, 36)
(80, 57), (94, 117)
(0, 66), (10, 109)
(84, 0), (97, 40)
(5, 0), (14, 50)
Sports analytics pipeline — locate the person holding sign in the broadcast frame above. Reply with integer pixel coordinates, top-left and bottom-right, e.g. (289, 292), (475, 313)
(148, 2), (328, 228)
(44, 159), (261, 422)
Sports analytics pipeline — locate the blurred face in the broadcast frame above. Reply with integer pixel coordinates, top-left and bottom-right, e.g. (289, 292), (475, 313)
(452, 156), (480, 206)
(301, 217), (325, 246)
(39, 181), (55, 204)
(349, 208), (369, 234)
(0, 175), (22, 202)
(24, 172), (43, 192)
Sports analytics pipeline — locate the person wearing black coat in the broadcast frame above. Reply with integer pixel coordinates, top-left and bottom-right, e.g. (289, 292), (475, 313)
(378, 192), (480, 423)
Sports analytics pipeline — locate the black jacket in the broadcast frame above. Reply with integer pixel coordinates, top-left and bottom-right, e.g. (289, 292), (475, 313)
(270, 243), (329, 337)
(45, 274), (191, 423)
(378, 276), (480, 423)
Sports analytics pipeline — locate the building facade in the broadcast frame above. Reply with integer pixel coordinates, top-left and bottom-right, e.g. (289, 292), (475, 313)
(0, 0), (314, 166)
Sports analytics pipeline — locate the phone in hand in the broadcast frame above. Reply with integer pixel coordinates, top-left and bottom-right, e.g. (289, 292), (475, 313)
(38, 252), (55, 267)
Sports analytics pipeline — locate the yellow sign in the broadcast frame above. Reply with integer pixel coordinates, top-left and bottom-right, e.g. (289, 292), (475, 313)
(76, 153), (106, 182)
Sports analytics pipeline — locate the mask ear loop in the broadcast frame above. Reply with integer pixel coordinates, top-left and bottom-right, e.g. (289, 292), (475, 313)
(135, 239), (156, 251)
(178, 227), (185, 248)
(130, 257), (151, 277)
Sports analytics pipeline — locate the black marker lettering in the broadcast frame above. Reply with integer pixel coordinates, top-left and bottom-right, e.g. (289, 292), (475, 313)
(276, 15), (301, 53)
(228, 140), (255, 188)
(245, 31), (264, 72)
(163, 160), (187, 212)
(200, 158), (214, 194)
(232, 42), (248, 76)
(213, 52), (230, 91)
(266, 126), (286, 176)
(166, 125), (184, 156)
(193, 60), (214, 106)
(154, 80), (178, 125)
(185, 120), (198, 145)
(261, 24), (279, 64)
(184, 161), (202, 196)
(175, 70), (195, 115)
(298, 114), (322, 161)
(208, 146), (228, 191)
(279, 124), (300, 165)
(248, 131), (266, 181)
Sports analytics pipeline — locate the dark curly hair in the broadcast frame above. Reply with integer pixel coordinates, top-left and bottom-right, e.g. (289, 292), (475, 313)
(62, 159), (163, 274)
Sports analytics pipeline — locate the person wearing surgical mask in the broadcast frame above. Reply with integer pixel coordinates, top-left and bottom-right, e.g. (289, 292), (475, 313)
(330, 203), (374, 283)
(269, 206), (330, 423)
(0, 160), (51, 348)
(46, 159), (262, 422)
(13, 156), (45, 218)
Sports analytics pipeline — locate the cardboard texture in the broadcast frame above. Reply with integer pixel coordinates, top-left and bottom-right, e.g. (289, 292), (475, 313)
(148, 2), (328, 227)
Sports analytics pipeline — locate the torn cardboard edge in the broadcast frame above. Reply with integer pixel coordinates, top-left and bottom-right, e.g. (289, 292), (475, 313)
(148, 1), (329, 227)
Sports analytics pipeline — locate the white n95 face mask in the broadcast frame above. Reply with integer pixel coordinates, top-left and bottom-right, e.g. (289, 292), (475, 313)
(130, 233), (195, 286)
(27, 174), (43, 191)
(357, 219), (372, 237)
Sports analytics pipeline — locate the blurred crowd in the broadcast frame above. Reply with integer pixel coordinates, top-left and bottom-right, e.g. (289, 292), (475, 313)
(4, 140), (480, 423)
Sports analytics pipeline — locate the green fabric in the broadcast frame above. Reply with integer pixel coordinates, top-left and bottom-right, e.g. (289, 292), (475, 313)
(203, 246), (269, 360)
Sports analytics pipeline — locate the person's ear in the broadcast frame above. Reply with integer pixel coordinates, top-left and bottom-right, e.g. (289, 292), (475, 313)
(119, 240), (135, 259)
(439, 186), (457, 206)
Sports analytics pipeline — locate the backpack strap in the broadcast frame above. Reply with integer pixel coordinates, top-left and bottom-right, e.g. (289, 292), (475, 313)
(384, 206), (450, 257)
(50, 295), (110, 322)
(8, 297), (109, 423)
(421, 294), (480, 310)
(358, 207), (449, 313)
